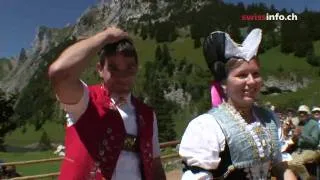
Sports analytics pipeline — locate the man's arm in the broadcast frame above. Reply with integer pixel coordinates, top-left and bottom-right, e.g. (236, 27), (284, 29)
(48, 27), (128, 104)
(299, 125), (320, 148)
(153, 157), (166, 180)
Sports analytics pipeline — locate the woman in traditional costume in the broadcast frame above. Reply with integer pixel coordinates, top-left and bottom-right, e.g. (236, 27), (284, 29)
(179, 28), (296, 180)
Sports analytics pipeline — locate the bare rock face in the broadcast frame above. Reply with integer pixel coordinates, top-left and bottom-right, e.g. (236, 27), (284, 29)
(32, 26), (52, 55)
(72, 0), (157, 37)
(261, 74), (311, 95)
(0, 26), (73, 93)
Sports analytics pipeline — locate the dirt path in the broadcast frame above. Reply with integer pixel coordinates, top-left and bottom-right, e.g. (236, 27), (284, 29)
(166, 169), (182, 180)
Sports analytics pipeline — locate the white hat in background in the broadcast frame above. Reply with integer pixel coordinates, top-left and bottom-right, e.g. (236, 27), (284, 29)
(311, 106), (320, 113)
(298, 105), (311, 114)
(270, 105), (275, 111)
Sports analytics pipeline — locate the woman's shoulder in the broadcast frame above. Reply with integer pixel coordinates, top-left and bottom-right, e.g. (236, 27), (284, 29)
(183, 111), (225, 142)
(187, 111), (221, 128)
(180, 111), (226, 155)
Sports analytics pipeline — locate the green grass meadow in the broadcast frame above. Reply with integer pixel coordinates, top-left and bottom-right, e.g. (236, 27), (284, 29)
(1, 151), (60, 177)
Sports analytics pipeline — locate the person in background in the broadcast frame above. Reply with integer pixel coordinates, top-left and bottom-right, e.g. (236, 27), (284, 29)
(280, 120), (294, 162)
(311, 106), (320, 150)
(311, 106), (320, 127)
(286, 108), (299, 127)
(288, 105), (320, 180)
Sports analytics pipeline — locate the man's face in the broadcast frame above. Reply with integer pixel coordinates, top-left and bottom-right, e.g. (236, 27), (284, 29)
(98, 54), (138, 95)
(298, 111), (309, 122)
(312, 111), (320, 120)
(279, 113), (286, 120)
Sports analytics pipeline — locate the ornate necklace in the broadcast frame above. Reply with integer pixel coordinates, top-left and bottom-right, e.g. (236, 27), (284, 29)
(221, 102), (274, 159)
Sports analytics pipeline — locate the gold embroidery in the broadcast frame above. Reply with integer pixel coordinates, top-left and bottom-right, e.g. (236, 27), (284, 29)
(123, 134), (138, 152)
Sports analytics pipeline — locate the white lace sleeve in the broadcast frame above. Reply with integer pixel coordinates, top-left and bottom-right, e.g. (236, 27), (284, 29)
(179, 113), (226, 179)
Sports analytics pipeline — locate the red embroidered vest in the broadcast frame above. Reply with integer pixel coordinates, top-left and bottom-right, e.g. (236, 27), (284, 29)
(59, 85), (155, 180)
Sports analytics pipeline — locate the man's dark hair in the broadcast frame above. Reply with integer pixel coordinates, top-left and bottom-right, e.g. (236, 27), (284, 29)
(98, 39), (138, 66)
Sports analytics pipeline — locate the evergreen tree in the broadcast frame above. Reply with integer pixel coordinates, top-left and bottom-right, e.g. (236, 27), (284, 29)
(306, 48), (320, 66)
(14, 38), (77, 130)
(155, 45), (162, 62)
(149, 83), (177, 142)
(281, 21), (296, 53)
(162, 44), (175, 77)
(161, 44), (171, 67)
(190, 23), (201, 39)
(294, 23), (313, 57)
(38, 130), (52, 150)
(140, 25), (148, 40)
(18, 48), (27, 63)
(133, 23), (139, 35)
(277, 64), (284, 73)
(193, 38), (201, 48)
(227, 25), (242, 43)
(148, 20), (156, 39)
(143, 45), (178, 142)
(155, 22), (178, 42)
(0, 89), (18, 151)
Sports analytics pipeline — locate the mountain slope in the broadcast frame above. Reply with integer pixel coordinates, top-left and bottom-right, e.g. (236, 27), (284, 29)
(0, 58), (15, 80)
(1, 0), (320, 137)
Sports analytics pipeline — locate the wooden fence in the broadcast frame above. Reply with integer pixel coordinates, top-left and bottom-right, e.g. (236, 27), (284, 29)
(1, 140), (180, 180)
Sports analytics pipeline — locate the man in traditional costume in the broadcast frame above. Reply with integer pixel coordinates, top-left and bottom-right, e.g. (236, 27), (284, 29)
(48, 27), (166, 180)
(179, 28), (296, 179)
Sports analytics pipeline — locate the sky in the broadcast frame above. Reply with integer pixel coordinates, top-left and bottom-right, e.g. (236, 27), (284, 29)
(0, 0), (319, 58)
(0, 0), (97, 58)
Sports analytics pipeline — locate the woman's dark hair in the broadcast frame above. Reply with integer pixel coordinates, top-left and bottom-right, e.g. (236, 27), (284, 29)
(98, 39), (138, 66)
(202, 32), (227, 81)
(202, 31), (260, 82)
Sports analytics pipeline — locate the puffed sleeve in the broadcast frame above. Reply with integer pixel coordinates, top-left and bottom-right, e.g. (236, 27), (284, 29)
(179, 113), (226, 179)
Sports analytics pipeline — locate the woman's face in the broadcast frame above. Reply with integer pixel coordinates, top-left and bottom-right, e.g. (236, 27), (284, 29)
(226, 59), (262, 108)
(282, 121), (290, 131)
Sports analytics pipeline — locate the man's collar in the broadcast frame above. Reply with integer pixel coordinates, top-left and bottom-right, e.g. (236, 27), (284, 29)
(110, 93), (132, 107)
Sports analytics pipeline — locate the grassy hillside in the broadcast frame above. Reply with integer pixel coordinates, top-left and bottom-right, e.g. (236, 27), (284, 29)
(133, 36), (205, 67)
(259, 42), (320, 109)
(5, 122), (65, 147)
(259, 46), (319, 77)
